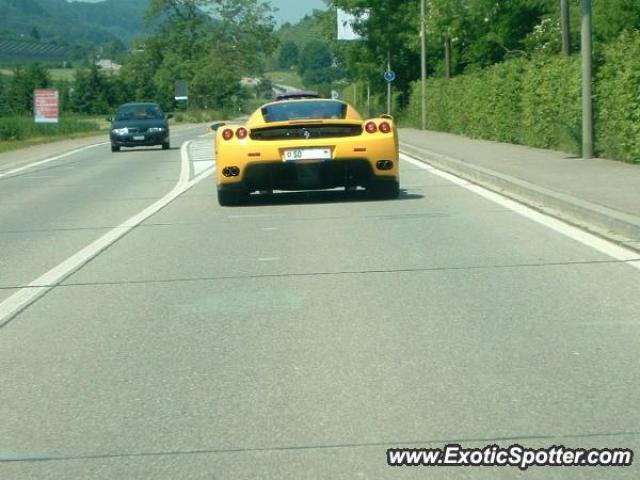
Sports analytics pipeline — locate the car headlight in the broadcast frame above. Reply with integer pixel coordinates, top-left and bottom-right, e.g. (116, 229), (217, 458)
(147, 127), (166, 133)
(112, 128), (129, 135)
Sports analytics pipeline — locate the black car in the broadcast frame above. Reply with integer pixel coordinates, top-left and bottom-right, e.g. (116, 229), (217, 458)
(109, 103), (172, 152)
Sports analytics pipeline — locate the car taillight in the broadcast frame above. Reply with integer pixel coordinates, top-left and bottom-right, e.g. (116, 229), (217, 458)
(379, 122), (391, 134)
(222, 129), (234, 140)
(236, 127), (248, 139)
(365, 121), (377, 134)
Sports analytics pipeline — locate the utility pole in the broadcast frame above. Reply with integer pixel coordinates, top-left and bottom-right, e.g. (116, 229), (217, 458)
(420, 0), (427, 130)
(561, 0), (571, 55)
(444, 35), (452, 79)
(581, 0), (593, 159)
(387, 51), (392, 115)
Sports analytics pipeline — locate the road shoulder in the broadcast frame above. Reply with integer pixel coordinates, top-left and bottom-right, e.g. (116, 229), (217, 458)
(400, 129), (640, 253)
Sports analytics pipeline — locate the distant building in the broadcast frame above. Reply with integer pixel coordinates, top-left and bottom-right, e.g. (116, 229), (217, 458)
(95, 59), (121, 73)
(240, 77), (260, 88)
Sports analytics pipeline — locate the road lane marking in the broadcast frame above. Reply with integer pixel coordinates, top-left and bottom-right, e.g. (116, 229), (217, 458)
(400, 152), (640, 272)
(0, 141), (214, 328)
(258, 257), (281, 262)
(262, 227), (278, 232)
(0, 142), (109, 178)
(187, 138), (216, 178)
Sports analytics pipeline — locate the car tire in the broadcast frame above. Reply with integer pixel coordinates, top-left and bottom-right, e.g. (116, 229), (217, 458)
(217, 189), (247, 206)
(111, 145), (120, 152)
(368, 179), (400, 199)
(162, 142), (170, 150)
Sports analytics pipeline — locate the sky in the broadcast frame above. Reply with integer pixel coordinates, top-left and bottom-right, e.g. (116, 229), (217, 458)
(270, 0), (327, 24)
(68, 0), (328, 25)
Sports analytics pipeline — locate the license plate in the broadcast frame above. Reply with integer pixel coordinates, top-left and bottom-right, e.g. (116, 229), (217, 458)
(133, 135), (145, 141)
(282, 148), (331, 162)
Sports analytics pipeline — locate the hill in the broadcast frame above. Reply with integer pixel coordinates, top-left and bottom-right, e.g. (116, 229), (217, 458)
(0, 0), (149, 46)
(277, 11), (327, 48)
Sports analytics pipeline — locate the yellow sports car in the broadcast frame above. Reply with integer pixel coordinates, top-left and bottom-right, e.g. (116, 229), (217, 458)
(214, 96), (399, 206)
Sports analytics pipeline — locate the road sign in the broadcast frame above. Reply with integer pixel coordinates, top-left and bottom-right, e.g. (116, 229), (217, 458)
(34, 89), (59, 124)
(175, 80), (188, 101)
(331, 90), (340, 100)
(384, 70), (396, 83)
(337, 8), (369, 41)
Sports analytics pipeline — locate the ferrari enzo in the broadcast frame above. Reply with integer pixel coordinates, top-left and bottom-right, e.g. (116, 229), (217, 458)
(214, 97), (400, 206)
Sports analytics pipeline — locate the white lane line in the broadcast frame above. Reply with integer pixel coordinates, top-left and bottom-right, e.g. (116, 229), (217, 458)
(258, 257), (281, 262)
(0, 142), (109, 177)
(179, 141), (191, 184)
(400, 153), (640, 272)
(0, 141), (215, 328)
(262, 227), (278, 232)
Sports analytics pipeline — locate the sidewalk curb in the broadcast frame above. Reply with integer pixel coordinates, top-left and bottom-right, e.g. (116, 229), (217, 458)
(400, 143), (640, 252)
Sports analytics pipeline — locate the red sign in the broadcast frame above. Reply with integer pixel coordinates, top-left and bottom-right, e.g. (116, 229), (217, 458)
(34, 89), (59, 124)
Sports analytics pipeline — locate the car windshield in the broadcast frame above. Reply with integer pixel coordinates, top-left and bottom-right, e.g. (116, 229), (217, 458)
(115, 105), (164, 121)
(262, 101), (347, 122)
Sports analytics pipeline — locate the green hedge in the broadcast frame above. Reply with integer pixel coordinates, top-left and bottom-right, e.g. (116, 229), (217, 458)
(404, 55), (582, 155)
(0, 115), (100, 142)
(596, 31), (640, 163)
(404, 31), (640, 163)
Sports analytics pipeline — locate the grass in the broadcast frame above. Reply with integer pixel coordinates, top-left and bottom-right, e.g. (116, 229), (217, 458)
(265, 70), (304, 89)
(48, 68), (76, 81)
(0, 115), (105, 153)
(0, 68), (76, 80)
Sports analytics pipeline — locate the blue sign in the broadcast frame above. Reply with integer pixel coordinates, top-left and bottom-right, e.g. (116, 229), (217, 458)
(384, 70), (396, 83)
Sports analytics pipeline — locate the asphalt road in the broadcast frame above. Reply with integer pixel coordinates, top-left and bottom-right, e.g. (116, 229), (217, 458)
(1, 128), (639, 479)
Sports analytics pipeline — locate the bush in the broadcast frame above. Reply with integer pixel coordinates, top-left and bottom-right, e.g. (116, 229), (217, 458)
(0, 116), (100, 142)
(403, 54), (582, 155)
(405, 31), (640, 164)
(596, 30), (640, 163)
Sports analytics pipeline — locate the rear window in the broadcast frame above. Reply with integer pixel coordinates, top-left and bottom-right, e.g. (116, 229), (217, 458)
(116, 105), (164, 121)
(261, 101), (347, 123)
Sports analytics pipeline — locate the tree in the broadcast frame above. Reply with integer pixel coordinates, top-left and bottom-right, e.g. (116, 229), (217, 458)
(298, 40), (332, 76)
(256, 77), (274, 99)
(0, 77), (11, 115)
(126, 0), (277, 109)
(330, 0), (421, 94)
(8, 63), (51, 114)
(278, 41), (299, 69)
(592, 0), (640, 44)
(206, 0), (278, 75)
(69, 64), (114, 114)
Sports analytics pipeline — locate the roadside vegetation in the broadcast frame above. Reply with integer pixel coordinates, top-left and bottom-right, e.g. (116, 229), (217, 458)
(2, 0), (640, 163)
(326, 0), (640, 163)
(0, 115), (103, 153)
